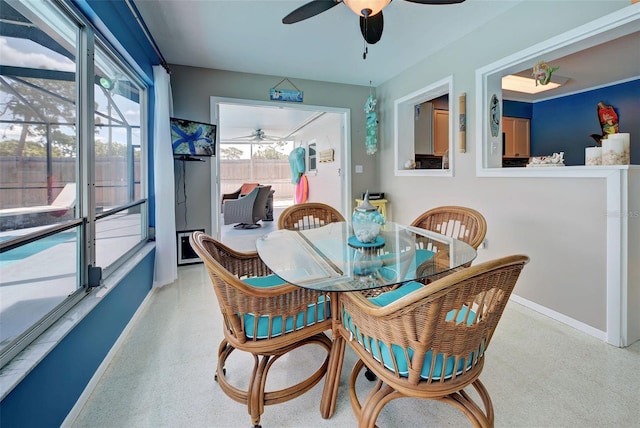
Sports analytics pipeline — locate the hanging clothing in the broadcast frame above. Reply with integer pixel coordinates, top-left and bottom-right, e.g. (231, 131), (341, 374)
(288, 146), (306, 184)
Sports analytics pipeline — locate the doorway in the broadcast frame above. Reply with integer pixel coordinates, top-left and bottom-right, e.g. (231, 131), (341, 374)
(210, 97), (351, 241)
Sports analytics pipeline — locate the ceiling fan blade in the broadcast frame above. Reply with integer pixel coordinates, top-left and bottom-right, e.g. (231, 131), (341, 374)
(403, 0), (466, 4)
(231, 134), (257, 141)
(283, 0), (341, 24)
(360, 11), (383, 45)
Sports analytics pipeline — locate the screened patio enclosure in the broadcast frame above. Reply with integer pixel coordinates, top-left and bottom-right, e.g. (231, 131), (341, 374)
(0, 0), (148, 369)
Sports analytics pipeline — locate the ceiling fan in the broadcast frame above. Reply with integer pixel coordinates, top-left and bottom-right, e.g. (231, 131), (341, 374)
(283, 0), (466, 47)
(231, 129), (283, 142)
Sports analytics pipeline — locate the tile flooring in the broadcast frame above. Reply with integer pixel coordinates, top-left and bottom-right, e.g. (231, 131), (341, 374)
(69, 259), (640, 427)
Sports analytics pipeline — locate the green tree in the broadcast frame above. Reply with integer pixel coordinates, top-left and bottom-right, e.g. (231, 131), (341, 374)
(220, 146), (243, 160)
(0, 76), (76, 157)
(253, 142), (288, 160)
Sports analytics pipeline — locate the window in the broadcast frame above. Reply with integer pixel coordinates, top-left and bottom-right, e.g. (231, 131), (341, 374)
(475, 7), (639, 174)
(219, 140), (294, 203)
(394, 76), (453, 176)
(307, 141), (317, 173)
(0, 0), (148, 367)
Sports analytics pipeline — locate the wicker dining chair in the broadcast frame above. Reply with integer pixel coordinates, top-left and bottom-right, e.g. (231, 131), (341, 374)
(410, 205), (488, 251)
(189, 231), (333, 428)
(278, 202), (345, 230)
(340, 254), (529, 428)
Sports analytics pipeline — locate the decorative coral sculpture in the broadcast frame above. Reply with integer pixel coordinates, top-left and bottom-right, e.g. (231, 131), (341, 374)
(532, 61), (560, 86)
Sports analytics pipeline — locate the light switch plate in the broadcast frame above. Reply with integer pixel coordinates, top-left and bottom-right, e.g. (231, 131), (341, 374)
(355, 165), (363, 173)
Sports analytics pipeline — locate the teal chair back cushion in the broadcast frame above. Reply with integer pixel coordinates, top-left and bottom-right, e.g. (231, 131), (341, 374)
(344, 281), (480, 380)
(241, 275), (330, 339)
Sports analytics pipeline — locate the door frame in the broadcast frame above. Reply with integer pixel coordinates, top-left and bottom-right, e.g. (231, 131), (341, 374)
(210, 96), (351, 239)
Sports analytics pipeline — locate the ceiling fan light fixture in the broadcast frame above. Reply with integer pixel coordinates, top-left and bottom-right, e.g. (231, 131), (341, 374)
(344, 0), (391, 17)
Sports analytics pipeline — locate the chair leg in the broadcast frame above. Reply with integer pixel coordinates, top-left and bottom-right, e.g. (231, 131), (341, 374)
(350, 358), (401, 428)
(439, 381), (494, 428)
(248, 355), (270, 428)
(215, 335), (332, 427)
(359, 382), (401, 428)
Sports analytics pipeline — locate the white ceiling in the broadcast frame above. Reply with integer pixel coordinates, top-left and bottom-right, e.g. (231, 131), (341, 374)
(217, 103), (325, 141)
(134, 0), (522, 87)
(134, 0), (639, 138)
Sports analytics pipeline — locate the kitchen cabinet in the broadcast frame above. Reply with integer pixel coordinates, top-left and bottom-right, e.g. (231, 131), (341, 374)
(433, 110), (449, 156)
(503, 117), (530, 158)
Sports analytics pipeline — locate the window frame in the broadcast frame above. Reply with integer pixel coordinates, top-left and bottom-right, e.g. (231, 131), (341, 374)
(0, 0), (149, 369)
(394, 75), (454, 177)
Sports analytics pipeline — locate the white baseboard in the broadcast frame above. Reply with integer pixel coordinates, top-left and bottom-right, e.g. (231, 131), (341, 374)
(61, 288), (157, 427)
(510, 294), (607, 342)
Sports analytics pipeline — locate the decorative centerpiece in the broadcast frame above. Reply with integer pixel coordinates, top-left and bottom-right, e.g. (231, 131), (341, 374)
(352, 191), (385, 244)
(526, 152), (565, 167)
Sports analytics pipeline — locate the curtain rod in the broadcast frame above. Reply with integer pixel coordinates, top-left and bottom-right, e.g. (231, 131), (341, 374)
(124, 0), (170, 73)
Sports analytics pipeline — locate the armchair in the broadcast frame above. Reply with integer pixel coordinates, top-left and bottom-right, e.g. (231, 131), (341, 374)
(340, 254), (529, 428)
(221, 183), (274, 221)
(223, 185), (272, 229)
(410, 205), (487, 251)
(277, 202), (345, 230)
(189, 232), (332, 428)
(221, 182), (259, 212)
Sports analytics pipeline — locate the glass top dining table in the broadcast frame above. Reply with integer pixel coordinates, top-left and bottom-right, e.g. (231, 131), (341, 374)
(256, 221), (477, 292)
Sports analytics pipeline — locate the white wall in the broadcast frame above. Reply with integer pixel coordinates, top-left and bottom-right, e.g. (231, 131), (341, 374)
(295, 113), (344, 211)
(170, 67), (374, 235)
(375, 1), (631, 338)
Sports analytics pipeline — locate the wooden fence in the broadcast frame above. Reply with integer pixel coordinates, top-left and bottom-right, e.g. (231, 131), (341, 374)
(0, 157), (140, 209)
(1, 157), (295, 209)
(220, 159), (294, 202)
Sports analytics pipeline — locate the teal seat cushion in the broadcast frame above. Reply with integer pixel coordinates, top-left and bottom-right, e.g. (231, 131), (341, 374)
(378, 249), (435, 282)
(242, 274), (286, 288)
(343, 282), (478, 380)
(368, 280), (423, 306)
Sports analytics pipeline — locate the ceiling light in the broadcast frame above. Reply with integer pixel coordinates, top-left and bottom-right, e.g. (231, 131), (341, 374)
(343, 0), (391, 17)
(502, 74), (569, 94)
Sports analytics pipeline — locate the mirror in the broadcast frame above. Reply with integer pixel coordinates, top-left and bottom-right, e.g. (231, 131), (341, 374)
(476, 6), (639, 171)
(395, 75), (453, 176)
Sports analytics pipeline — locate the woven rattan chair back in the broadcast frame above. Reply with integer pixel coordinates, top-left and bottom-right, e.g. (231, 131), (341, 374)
(189, 231), (332, 428)
(410, 205), (487, 250)
(341, 254), (529, 428)
(278, 202), (345, 230)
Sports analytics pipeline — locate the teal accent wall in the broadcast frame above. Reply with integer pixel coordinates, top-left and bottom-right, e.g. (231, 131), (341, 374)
(504, 79), (639, 165)
(532, 79), (639, 165)
(0, 249), (155, 427)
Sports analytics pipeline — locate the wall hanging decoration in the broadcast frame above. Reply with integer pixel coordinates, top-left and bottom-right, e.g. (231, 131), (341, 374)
(270, 78), (303, 102)
(532, 61), (560, 86)
(596, 101), (619, 136)
(489, 94), (500, 138)
(319, 148), (335, 162)
(458, 92), (466, 153)
(365, 84), (378, 155)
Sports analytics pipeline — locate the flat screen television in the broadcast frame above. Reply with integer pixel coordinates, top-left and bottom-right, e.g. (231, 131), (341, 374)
(170, 117), (216, 158)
